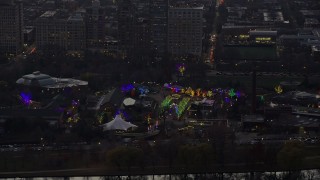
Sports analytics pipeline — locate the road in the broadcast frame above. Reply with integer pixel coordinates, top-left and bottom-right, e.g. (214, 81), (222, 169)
(204, 0), (220, 69)
(1, 163), (320, 178)
(205, 70), (318, 77)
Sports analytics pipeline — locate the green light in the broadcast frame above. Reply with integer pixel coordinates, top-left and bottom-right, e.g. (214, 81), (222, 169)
(160, 96), (173, 110)
(176, 97), (190, 118)
(229, 88), (236, 97)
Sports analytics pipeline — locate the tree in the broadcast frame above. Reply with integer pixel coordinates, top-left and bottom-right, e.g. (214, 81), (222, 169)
(177, 145), (196, 169)
(194, 143), (215, 169)
(107, 146), (143, 171)
(264, 146), (279, 167)
(155, 137), (183, 168)
(207, 125), (229, 166)
(277, 140), (304, 169)
(177, 143), (215, 170)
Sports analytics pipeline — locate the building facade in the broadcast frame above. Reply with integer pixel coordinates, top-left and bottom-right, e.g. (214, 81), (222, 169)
(85, 0), (106, 48)
(150, 0), (168, 56)
(35, 10), (86, 52)
(0, 0), (23, 55)
(117, 0), (136, 57)
(168, 6), (203, 57)
(134, 18), (151, 53)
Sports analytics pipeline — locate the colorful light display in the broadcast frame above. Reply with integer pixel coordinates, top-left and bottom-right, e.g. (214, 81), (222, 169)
(228, 88), (236, 98)
(97, 112), (106, 124)
(121, 84), (134, 92)
(147, 114), (151, 125)
(173, 87), (243, 99)
(20, 92), (32, 105)
(177, 63), (186, 76)
(274, 85), (283, 94)
(160, 96), (173, 110)
(67, 114), (80, 124)
(236, 91), (241, 98)
(138, 86), (149, 95)
(176, 97), (190, 118)
(65, 100), (80, 124)
(115, 109), (129, 120)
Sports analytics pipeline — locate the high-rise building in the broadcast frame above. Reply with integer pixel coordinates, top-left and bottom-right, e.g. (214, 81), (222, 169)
(134, 17), (151, 53)
(168, 6), (203, 57)
(117, 0), (136, 56)
(35, 10), (86, 51)
(85, 0), (106, 48)
(150, 0), (168, 56)
(0, 0), (23, 55)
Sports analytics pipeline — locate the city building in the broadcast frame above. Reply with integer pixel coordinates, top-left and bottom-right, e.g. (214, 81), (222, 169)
(85, 0), (106, 49)
(134, 17), (151, 54)
(23, 26), (35, 45)
(104, 36), (119, 54)
(278, 29), (320, 49)
(249, 30), (277, 44)
(167, 5), (203, 57)
(312, 45), (320, 62)
(35, 10), (86, 52)
(241, 114), (265, 132)
(272, 91), (320, 107)
(117, 0), (136, 57)
(0, 0), (24, 55)
(150, 0), (168, 56)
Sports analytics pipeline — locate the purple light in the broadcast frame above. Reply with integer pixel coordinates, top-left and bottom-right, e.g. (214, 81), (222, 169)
(56, 107), (65, 112)
(121, 84), (134, 92)
(115, 109), (129, 120)
(176, 63), (186, 71)
(236, 91), (241, 98)
(175, 87), (180, 92)
(20, 92), (32, 105)
(225, 97), (230, 103)
(72, 100), (78, 106)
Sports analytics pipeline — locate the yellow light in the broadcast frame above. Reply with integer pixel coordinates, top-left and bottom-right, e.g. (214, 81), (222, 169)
(274, 85), (283, 94)
(239, 34), (249, 39)
(255, 37), (271, 41)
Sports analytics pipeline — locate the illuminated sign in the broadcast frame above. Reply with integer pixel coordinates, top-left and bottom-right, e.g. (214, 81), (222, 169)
(255, 37), (271, 41)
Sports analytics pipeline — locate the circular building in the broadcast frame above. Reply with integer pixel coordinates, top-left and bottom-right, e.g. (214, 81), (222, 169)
(16, 71), (88, 100)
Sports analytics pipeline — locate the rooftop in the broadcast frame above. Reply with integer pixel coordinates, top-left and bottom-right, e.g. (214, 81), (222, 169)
(249, 30), (277, 36)
(169, 4), (204, 10)
(16, 71), (88, 89)
(242, 114), (264, 123)
(40, 11), (57, 18)
(68, 13), (84, 21)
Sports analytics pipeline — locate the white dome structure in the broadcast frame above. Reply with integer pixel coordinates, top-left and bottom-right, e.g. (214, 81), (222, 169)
(101, 115), (137, 131)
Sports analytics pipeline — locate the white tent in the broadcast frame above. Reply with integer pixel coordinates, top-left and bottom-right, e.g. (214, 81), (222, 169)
(101, 115), (137, 131)
(123, 98), (136, 106)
